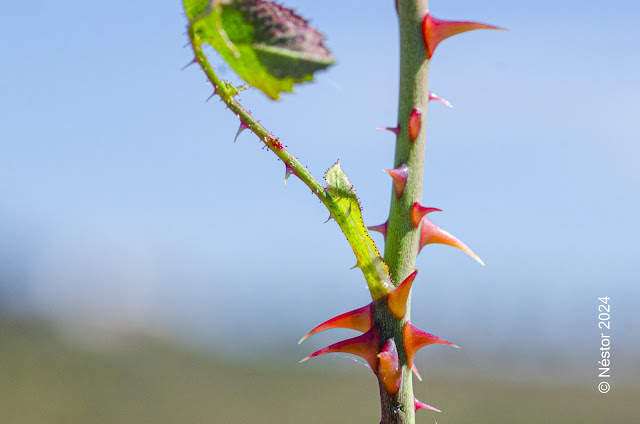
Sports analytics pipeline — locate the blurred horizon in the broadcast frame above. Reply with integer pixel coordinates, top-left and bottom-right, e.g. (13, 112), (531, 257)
(1, 316), (635, 424)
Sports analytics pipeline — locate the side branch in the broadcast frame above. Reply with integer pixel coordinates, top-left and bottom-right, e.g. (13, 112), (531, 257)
(187, 26), (394, 299)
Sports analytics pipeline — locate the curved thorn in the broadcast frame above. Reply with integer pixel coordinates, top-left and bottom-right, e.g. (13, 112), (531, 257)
(418, 216), (485, 265)
(403, 322), (458, 368)
(300, 328), (380, 371)
(422, 10), (505, 59)
(205, 91), (217, 102)
(429, 91), (453, 108)
(387, 270), (418, 319)
(298, 304), (373, 344)
(411, 203), (442, 228)
(324, 212), (336, 223)
(234, 122), (249, 143)
(284, 166), (293, 188)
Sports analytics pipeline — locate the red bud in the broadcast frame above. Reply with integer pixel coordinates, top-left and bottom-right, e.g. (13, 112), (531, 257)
(378, 339), (402, 395)
(408, 109), (422, 142)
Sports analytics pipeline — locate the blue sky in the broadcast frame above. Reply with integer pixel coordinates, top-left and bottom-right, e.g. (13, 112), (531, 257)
(1, 0), (639, 378)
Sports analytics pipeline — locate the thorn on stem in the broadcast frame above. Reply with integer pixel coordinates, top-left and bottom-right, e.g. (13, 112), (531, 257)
(387, 270), (418, 319)
(284, 166), (294, 188)
(300, 328), (380, 372)
(234, 122), (249, 143)
(422, 10), (505, 59)
(410, 203), (442, 228)
(298, 304), (373, 344)
(415, 398), (441, 413)
(418, 216), (485, 265)
(206, 91), (217, 102)
(383, 164), (409, 198)
(376, 126), (400, 137)
(429, 91), (453, 108)
(367, 221), (388, 238)
(403, 322), (458, 368)
(181, 58), (198, 70)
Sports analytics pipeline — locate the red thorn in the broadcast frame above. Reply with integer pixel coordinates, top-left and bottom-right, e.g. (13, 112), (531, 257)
(181, 58), (198, 70)
(368, 221), (388, 238)
(422, 10), (504, 59)
(234, 122), (249, 143)
(418, 216), (485, 265)
(415, 398), (441, 413)
(403, 322), (458, 368)
(378, 339), (402, 395)
(408, 109), (422, 142)
(412, 364), (423, 381)
(299, 304), (373, 344)
(411, 203), (442, 228)
(383, 164), (409, 198)
(300, 328), (380, 372)
(429, 91), (453, 108)
(387, 270), (417, 319)
(376, 126), (400, 137)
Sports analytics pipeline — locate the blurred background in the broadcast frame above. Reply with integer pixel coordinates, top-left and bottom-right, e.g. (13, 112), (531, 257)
(1, 0), (638, 422)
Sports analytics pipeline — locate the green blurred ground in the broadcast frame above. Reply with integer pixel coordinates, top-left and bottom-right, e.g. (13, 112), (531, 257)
(1, 319), (635, 424)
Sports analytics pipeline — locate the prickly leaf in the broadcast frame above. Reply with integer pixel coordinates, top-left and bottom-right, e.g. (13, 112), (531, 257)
(184, 0), (335, 99)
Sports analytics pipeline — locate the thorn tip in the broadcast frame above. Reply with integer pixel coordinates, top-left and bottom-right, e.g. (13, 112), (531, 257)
(418, 216), (484, 265)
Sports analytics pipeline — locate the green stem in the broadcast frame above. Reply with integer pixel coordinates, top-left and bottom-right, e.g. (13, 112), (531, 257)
(377, 0), (431, 423)
(385, 0), (430, 281)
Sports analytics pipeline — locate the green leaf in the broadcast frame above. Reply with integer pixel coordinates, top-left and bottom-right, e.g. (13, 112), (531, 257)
(185, 0), (335, 100)
(325, 161), (394, 300)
